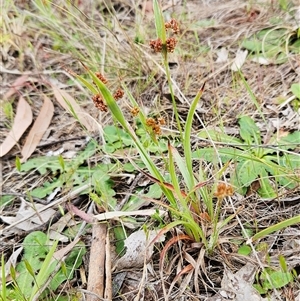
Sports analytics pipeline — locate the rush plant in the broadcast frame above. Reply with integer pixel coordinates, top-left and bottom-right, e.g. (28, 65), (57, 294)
(74, 0), (236, 255)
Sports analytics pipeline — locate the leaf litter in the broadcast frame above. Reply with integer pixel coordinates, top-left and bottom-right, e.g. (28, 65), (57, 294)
(1, 0), (300, 300)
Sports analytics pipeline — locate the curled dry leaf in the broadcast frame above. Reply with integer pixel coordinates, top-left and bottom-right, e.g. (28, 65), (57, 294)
(0, 96), (33, 157)
(114, 230), (165, 271)
(52, 86), (96, 132)
(21, 95), (54, 162)
(3, 75), (29, 100)
(0, 199), (56, 231)
(207, 262), (268, 301)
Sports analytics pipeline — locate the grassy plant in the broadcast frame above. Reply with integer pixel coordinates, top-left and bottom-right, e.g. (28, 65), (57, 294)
(3, 0), (300, 299)
(73, 1), (238, 255)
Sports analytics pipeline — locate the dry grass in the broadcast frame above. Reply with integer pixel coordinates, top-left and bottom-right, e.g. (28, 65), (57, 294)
(1, 0), (300, 300)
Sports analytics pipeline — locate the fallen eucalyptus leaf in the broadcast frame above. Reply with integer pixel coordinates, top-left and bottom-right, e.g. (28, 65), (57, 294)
(21, 95), (54, 162)
(0, 97), (33, 157)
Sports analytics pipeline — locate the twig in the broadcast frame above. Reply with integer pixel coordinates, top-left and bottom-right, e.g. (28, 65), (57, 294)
(86, 222), (107, 301)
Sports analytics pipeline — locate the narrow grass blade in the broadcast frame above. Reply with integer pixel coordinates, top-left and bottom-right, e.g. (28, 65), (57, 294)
(248, 215), (300, 243)
(169, 143), (195, 193)
(30, 240), (59, 300)
(184, 84), (205, 189)
(153, 0), (166, 43)
(1, 255), (6, 300)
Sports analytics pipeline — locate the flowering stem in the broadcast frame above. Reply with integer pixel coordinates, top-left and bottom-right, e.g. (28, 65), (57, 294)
(162, 53), (183, 141)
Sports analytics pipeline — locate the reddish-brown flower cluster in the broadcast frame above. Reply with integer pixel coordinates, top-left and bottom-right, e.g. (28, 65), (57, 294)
(165, 19), (180, 34)
(149, 38), (163, 53)
(130, 106), (140, 116)
(214, 183), (234, 199)
(157, 117), (166, 125)
(113, 88), (124, 101)
(92, 94), (108, 112)
(146, 117), (165, 135)
(95, 72), (108, 84)
(149, 18), (179, 53)
(166, 37), (177, 53)
(149, 37), (177, 53)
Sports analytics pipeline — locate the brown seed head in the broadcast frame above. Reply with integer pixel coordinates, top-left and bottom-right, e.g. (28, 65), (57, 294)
(113, 88), (124, 100)
(157, 117), (166, 125)
(165, 19), (180, 34)
(166, 37), (177, 53)
(214, 183), (234, 199)
(95, 72), (108, 84)
(146, 117), (161, 135)
(146, 117), (156, 127)
(92, 94), (108, 112)
(153, 124), (161, 135)
(149, 38), (163, 53)
(130, 107), (140, 116)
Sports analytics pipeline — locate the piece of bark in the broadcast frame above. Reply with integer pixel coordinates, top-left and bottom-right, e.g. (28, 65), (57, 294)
(86, 222), (107, 301)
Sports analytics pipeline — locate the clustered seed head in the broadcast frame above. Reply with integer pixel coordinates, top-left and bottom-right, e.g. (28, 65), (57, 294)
(165, 19), (180, 34)
(146, 117), (162, 135)
(95, 72), (108, 84)
(146, 117), (156, 126)
(130, 106), (140, 116)
(92, 94), (108, 112)
(214, 183), (234, 199)
(157, 117), (166, 125)
(166, 37), (177, 53)
(113, 88), (124, 100)
(149, 38), (163, 53)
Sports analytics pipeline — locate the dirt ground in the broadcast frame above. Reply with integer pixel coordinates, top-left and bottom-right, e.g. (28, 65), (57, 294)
(1, 0), (300, 300)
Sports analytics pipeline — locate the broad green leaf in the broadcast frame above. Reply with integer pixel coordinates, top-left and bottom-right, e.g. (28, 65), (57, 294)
(238, 160), (264, 185)
(21, 156), (63, 174)
(103, 125), (133, 146)
(290, 39), (300, 54)
(50, 242), (86, 291)
(262, 270), (293, 290)
(16, 232), (50, 298)
(30, 179), (62, 198)
(30, 239), (59, 299)
(277, 153), (300, 170)
(238, 116), (261, 144)
(145, 183), (163, 199)
(257, 169), (276, 198)
(238, 245), (251, 256)
(291, 83), (300, 99)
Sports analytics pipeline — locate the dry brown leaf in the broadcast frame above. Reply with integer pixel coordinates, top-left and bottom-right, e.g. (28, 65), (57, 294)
(0, 199), (56, 231)
(21, 95), (54, 162)
(52, 86), (96, 132)
(0, 96), (33, 157)
(53, 237), (80, 262)
(4, 75), (29, 100)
